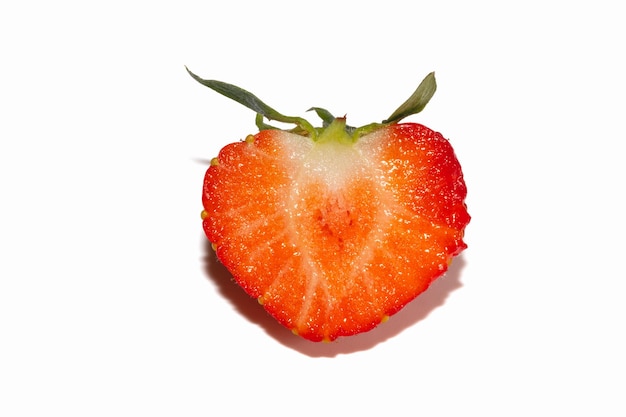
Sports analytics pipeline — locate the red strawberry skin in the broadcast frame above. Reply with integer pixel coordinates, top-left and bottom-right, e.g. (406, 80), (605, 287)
(202, 122), (469, 342)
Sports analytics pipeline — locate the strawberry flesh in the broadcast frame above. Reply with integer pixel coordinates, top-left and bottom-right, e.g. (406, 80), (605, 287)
(202, 121), (469, 342)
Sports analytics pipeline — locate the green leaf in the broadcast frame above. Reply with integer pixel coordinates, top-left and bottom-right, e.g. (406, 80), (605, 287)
(383, 72), (437, 124)
(307, 107), (336, 127)
(186, 67), (315, 137)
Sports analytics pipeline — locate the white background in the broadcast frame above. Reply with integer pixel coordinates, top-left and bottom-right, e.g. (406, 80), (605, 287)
(1, 1), (624, 415)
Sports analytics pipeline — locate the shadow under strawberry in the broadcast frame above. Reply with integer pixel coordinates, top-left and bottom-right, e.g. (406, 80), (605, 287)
(201, 239), (288, 340)
(202, 238), (466, 357)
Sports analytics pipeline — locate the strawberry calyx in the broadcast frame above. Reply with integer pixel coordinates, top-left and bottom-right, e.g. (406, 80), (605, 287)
(186, 66), (437, 143)
(316, 117), (354, 145)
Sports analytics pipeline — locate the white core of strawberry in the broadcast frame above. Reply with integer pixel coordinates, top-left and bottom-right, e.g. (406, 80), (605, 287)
(300, 141), (368, 190)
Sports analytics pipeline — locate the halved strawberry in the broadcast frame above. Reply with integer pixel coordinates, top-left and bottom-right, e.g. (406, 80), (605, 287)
(189, 68), (470, 342)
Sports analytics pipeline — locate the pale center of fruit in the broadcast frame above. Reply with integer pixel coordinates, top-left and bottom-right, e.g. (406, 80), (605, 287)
(299, 141), (366, 190)
(288, 140), (380, 277)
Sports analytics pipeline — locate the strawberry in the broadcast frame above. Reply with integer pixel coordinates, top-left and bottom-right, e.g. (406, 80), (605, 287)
(188, 68), (470, 342)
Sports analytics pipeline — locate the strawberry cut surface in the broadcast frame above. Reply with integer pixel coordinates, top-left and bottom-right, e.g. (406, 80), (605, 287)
(202, 122), (469, 342)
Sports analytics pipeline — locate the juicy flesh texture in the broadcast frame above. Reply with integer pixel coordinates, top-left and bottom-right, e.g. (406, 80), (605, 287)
(203, 123), (469, 341)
